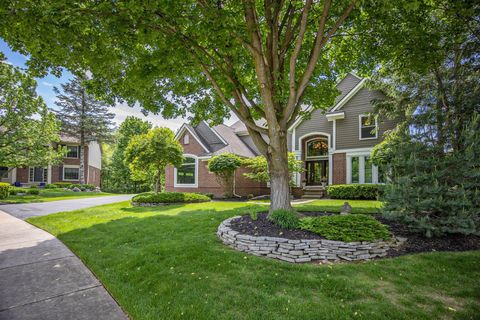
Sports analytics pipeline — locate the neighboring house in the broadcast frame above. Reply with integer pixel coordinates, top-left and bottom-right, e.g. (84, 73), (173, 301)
(1, 135), (102, 187)
(166, 73), (397, 198)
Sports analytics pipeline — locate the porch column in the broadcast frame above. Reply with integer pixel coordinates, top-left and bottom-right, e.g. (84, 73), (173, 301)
(47, 165), (52, 184)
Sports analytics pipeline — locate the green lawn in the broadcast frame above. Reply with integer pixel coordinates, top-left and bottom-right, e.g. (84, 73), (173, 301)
(250, 199), (383, 214)
(2, 189), (117, 204)
(28, 201), (480, 320)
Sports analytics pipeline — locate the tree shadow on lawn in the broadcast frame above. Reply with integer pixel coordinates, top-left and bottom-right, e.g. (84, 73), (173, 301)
(49, 205), (480, 320)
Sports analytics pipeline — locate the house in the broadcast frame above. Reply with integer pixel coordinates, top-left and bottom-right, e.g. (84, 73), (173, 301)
(1, 135), (102, 187)
(165, 73), (397, 198)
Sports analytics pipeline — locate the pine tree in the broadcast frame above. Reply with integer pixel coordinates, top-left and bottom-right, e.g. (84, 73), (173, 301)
(54, 77), (115, 184)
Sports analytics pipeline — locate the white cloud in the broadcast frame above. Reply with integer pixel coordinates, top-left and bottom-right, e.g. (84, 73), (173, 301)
(41, 81), (55, 87)
(111, 102), (239, 132)
(111, 103), (185, 131)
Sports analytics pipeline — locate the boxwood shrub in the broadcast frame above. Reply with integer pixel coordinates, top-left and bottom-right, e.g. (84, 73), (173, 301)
(0, 182), (10, 199)
(27, 188), (40, 195)
(326, 184), (384, 200)
(299, 214), (391, 242)
(132, 192), (211, 204)
(268, 209), (300, 229)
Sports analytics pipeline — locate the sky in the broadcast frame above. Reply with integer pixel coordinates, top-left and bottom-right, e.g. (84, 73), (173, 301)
(0, 38), (237, 132)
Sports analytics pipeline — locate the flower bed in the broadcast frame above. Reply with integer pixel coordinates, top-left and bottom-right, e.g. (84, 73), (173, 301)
(217, 216), (406, 263)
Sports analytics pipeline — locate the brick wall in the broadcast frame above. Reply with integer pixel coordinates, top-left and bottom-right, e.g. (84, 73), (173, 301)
(332, 153), (346, 184)
(16, 167), (29, 183)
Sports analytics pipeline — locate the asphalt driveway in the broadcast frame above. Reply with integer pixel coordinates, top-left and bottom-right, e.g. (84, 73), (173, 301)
(0, 195), (133, 220)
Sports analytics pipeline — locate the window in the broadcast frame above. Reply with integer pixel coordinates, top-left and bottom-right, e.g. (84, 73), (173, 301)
(351, 156), (359, 183)
(183, 134), (190, 145)
(65, 145), (79, 158)
(175, 157), (196, 186)
(0, 167), (8, 179)
(63, 167), (80, 181)
(364, 156), (373, 183)
(359, 115), (377, 140)
(306, 138), (328, 158)
(348, 154), (381, 184)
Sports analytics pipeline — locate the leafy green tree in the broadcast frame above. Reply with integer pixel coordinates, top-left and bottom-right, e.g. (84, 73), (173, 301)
(207, 153), (242, 198)
(243, 153), (303, 187)
(0, 59), (63, 168)
(124, 127), (183, 193)
(0, 0), (368, 211)
(109, 116), (152, 193)
(369, 1), (480, 236)
(54, 76), (115, 184)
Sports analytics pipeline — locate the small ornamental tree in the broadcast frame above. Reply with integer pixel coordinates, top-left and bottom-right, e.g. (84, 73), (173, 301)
(243, 153), (303, 187)
(207, 153), (242, 198)
(124, 127), (183, 193)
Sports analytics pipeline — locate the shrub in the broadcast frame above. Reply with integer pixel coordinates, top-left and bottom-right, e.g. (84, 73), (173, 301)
(30, 185), (38, 189)
(203, 193), (214, 199)
(26, 188), (40, 195)
(0, 182), (10, 199)
(299, 214), (391, 242)
(53, 182), (73, 188)
(326, 184), (384, 200)
(69, 183), (95, 191)
(45, 184), (59, 189)
(9, 187), (23, 195)
(268, 209), (300, 229)
(132, 192), (211, 204)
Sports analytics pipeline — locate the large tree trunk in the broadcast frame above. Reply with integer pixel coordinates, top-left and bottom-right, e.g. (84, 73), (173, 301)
(266, 131), (292, 213)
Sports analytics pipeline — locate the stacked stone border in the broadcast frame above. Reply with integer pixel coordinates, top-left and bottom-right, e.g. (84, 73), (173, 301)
(217, 216), (406, 263)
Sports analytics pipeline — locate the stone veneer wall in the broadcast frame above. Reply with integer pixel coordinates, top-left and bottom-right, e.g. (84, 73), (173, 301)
(217, 216), (406, 263)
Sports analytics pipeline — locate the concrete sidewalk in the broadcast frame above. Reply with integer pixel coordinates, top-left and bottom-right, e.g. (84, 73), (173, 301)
(0, 194), (133, 220)
(0, 211), (128, 320)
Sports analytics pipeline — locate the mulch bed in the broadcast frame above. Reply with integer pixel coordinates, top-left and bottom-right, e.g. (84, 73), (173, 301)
(229, 212), (480, 257)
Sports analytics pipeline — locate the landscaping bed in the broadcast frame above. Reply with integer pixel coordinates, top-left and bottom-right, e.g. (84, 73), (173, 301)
(229, 212), (480, 259)
(131, 191), (211, 206)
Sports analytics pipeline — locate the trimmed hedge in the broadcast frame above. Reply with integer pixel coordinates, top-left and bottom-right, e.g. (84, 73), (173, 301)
(299, 214), (391, 242)
(132, 192), (211, 204)
(268, 209), (300, 229)
(0, 182), (10, 199)
(326, 184), (384, 200)
(45, 184), (59, 189)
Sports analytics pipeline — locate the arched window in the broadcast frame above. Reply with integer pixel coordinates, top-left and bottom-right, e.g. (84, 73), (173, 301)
(306, 138), (328, 159)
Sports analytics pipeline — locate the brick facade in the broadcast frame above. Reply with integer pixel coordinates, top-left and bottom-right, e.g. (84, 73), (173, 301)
(13, 144), (101, 187)
(332, 153), (346, 184)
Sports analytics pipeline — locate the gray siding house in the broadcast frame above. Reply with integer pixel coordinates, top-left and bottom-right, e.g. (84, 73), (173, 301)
(168, 73), (395, 198)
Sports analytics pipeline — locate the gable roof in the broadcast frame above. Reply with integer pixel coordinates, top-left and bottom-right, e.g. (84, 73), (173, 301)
(174, 121), (260, 158)
(288, 73), (366, 131)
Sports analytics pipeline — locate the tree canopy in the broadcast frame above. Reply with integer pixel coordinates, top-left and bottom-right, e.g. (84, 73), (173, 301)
(0, 60), (63, 167)
(124, 127), (184, 193)
(108, 116), (152, 193)
(0, 0), (369, 210)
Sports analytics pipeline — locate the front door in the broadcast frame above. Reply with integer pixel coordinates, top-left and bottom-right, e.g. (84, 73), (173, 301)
(306, 160), (328, 186)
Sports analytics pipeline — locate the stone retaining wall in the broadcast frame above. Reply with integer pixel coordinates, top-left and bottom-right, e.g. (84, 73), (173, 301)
(217, 216), (406, 263)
